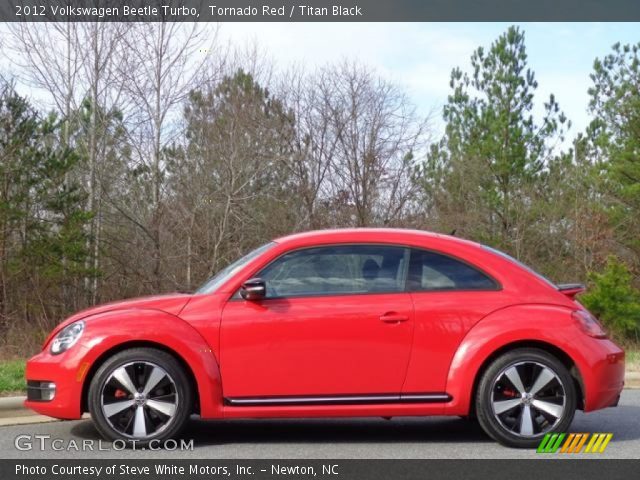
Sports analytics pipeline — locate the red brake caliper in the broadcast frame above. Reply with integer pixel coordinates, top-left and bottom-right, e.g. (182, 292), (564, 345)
(114, 389), (128, 399)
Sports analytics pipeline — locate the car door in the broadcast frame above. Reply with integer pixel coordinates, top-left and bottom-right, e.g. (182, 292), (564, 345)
(220, 244), (415, 399)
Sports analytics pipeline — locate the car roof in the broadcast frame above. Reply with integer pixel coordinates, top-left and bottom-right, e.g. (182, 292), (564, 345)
(273, 228), (479, 249)
(270, 228), (567, 301)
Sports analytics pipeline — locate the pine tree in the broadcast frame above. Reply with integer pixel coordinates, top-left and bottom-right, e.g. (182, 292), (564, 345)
(422, 26), (569, 258)
(588, 42), (640, 263)
(0, 83), (91, 335)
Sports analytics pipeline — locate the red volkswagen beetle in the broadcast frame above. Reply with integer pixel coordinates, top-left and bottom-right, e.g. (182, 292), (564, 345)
(25, 229), (624, 448)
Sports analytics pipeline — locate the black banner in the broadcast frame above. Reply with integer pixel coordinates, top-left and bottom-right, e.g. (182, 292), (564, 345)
(2, 0), (640, 22)
(2, 459), (640, 480)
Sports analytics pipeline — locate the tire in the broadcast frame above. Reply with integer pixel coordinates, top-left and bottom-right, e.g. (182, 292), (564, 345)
(475, 348), (576, 448)
(88, 348), (193, 446)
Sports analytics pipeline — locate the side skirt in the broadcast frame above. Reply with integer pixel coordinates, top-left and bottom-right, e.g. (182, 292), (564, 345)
(224, 393), (451, 407)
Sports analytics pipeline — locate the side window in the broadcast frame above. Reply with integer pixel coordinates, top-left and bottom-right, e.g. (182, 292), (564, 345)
(257, 245), (409, 298)
(408, 249), (497, 291)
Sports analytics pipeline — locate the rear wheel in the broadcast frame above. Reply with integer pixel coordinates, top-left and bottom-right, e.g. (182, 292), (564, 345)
(475, 348), (576, 448)
(88, 348), (192, 446)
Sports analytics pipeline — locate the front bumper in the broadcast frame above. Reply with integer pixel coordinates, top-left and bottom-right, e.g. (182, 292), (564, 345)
(26, 381), (56, 401)
(24, 345), (91, 419)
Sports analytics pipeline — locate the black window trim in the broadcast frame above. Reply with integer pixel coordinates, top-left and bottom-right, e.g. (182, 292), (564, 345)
(229, 242), (502, 301)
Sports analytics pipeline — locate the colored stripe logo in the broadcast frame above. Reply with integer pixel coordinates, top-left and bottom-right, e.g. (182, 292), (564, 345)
(537, 433), (613, 454)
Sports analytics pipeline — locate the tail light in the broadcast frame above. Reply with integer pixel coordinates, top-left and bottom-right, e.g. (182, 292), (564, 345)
(572, 310), (607, 338)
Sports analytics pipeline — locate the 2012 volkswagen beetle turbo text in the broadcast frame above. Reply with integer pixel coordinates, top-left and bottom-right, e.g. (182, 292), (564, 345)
(25, 229), (625, 448)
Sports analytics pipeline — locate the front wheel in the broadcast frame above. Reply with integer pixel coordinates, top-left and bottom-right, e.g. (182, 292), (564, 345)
(88, 348), (193, 446)
(475, 348), (576, 448)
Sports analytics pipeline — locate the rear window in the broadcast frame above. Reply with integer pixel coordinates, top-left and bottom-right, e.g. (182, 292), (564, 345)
(408, 249), (498, 291)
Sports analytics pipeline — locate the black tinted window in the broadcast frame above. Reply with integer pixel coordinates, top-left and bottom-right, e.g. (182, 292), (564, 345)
(408, 249), (497, 291)
(258, 245), (409, 297)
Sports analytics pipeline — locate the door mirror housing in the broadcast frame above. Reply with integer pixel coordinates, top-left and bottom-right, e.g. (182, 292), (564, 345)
(240, 278), (266, 301)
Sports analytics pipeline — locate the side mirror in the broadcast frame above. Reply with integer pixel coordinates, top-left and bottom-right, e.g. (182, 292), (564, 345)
(240, 278), (266, 301)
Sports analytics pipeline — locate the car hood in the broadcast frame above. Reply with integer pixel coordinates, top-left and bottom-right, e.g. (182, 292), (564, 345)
(43, 293), (193, 346)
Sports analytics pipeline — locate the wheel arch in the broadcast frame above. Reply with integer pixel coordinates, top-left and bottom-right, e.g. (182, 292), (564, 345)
(468, 340), (585, 417)
(75, 308), (224, 419)
(444, 303), (587, 416)
(81, 340), (200, 414)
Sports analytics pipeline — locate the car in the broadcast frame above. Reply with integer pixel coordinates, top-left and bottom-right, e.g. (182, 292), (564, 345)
(25, 228), (625, 448)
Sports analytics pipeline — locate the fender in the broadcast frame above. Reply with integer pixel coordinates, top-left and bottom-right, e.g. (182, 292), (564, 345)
(443, 304), (589, 415)
(76, 308), (223, 418)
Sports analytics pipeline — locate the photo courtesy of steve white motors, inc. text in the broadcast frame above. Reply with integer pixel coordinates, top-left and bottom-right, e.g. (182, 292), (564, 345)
(14, 4), (364, 19)
(15, 463), (339, 477)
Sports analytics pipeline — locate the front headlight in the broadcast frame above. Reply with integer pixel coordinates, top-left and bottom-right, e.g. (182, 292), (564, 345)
(50, 320), (85, 355)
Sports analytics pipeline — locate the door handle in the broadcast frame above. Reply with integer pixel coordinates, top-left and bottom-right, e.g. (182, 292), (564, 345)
(379, 312), (409, 324)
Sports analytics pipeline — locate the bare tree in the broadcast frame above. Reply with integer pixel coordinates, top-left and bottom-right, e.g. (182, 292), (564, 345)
(10, 22), (131, 305)
(75, 22), (128, 303)
(9, 22), (87, 310)
(165, 67), (296, 290)
(277, 67), (336, 229)
(9, 22), (82, 148)
(319, 62), (430, 226)
(115, 22), (216, 290)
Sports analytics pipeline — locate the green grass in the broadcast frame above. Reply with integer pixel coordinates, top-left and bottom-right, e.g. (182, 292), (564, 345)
(627, 349), (640, 372)
(0, 360), (26, 395)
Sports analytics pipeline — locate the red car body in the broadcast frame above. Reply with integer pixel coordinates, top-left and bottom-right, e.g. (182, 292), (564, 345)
(25, 229), (624, 427)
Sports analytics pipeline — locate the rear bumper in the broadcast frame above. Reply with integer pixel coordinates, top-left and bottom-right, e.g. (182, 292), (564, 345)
(581, 338), (625, 412)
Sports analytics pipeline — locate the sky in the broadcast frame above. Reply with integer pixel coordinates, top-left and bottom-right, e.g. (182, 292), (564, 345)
(216, 22), (640, 145)
(1, 22), (639, 147)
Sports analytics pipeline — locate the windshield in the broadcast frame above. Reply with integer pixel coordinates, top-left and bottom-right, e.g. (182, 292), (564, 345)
(196, 242), (275, 294)
(482, 245), (557, 289)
